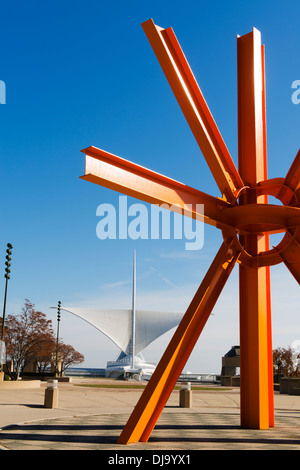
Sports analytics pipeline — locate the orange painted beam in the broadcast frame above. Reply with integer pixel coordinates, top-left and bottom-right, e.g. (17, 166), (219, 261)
(117, 240), (240, 444)
(284, 148), (300, 193)
(80, 146), (235, 230)
(278, 150), (300, 283)
(237, 28), (274, 429)
(276, 228), (300, 284)
(278, 149), (300, 205)
(81, 147), (300, 235)
(261, 40), (274, 428)
(142, 19), (244, 204)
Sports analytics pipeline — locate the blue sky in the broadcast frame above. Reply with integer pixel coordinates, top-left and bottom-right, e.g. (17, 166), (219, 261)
(0, 0), (299, 373)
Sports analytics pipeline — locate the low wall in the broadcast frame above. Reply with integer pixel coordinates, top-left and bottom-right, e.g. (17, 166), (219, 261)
(22, 376), (72, 383)
(0, 380), (41, 389)
(221, 375), (240, 386)
(280, 377), (300, 395)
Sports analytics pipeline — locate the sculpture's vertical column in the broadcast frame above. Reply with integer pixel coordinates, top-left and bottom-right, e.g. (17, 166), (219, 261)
(237, 28), (274, 429)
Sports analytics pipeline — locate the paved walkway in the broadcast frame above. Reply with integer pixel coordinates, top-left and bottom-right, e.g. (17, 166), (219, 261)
(0, 379), (300, 451)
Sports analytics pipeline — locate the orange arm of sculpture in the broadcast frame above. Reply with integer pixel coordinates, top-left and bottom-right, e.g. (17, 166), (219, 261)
(80, 145), (235, 230)
(278, 149), (300, 205)
(142, 19), (244, 204)
(117, 240), (240, 444)
(277, 149), (300, 283)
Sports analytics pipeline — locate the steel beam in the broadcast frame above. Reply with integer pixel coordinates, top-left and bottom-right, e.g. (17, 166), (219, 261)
(81, 147), (300, 237)
(279, 149), (300, 205)
(80, 146), (234, 230)
(142, 19), (244, 204)
(277, 228), (300, 284)
(237, 28), (274, 429)
(117, 241), (240, 444)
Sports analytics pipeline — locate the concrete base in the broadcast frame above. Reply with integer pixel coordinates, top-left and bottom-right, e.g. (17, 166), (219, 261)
(179, 389), (192, 408)
(44, 388), (59, 409)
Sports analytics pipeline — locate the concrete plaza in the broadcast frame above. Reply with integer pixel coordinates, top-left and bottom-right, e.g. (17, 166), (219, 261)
(0, 378), (299, 450)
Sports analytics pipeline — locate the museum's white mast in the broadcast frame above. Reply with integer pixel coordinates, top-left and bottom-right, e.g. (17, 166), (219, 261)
(56, 253), (183, 359)
(131, 250), (136, 370)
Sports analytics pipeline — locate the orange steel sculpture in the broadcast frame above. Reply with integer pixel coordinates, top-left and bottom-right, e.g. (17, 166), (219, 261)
(80, 19), (300, 442)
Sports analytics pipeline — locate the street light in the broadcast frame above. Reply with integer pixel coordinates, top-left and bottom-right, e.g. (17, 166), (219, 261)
(1, 243), (13, 373)
(55, 300), (61, 376)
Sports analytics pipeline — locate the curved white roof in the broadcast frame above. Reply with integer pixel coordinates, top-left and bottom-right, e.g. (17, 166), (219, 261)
(60, 307), (182, 355)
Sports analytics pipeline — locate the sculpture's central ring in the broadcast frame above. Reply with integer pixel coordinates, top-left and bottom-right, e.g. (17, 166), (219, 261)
(221, 203), (299, 234)
(221, 181), (300, 267)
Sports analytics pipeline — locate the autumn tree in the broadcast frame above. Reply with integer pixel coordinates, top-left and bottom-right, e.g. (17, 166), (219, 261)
(273, 346), (300, 377)
(4, 300), (55, 379)
(34, 333), (57, 374)
(56, 341), (84, 376)
(3, 300), (84, 379)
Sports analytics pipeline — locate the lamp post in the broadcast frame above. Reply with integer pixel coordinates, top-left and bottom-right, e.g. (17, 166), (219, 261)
(55, 301), (61, 377)
(1, 243), (13, 374)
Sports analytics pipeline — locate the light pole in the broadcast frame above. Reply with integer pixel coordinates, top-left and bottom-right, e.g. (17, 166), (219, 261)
(55, 300), (61, 377)
(1, 243), (13, 341)
(1, 244), (13, 374)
